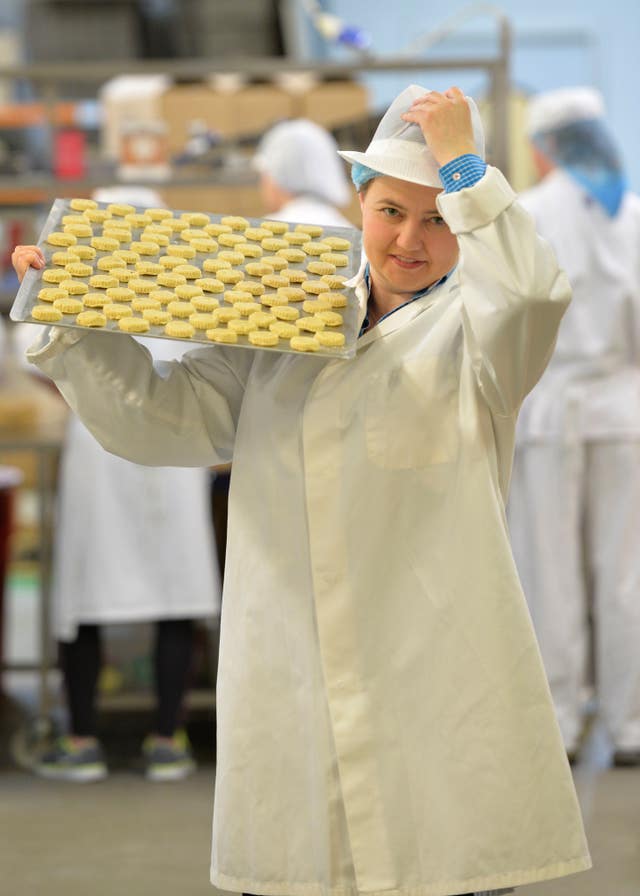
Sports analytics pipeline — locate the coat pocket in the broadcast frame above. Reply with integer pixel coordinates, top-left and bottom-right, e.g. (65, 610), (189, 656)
(365, 356), (459, 470)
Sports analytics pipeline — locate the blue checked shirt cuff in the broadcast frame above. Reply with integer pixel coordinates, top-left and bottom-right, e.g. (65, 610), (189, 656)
(439, 154), (487, 192)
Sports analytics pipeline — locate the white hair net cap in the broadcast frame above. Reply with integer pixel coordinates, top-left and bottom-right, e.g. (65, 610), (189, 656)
(254, 119), (351, 208)
(338, 84), (485, 188)
(91, 185), (165, 208)
(527, 87), (605, 136)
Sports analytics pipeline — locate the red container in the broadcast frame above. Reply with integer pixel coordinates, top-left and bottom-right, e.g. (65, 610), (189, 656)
(54, 128), (86, 180)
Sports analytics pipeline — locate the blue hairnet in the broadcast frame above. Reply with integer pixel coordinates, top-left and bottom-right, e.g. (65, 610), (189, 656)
(350, 162), (382, 192)
(533, 118), (627, 217)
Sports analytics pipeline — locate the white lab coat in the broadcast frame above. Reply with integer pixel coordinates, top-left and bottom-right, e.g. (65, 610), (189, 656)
(27, 167), (590, 896)
(268, 194), (354, 228)
(508, 169), (640, 752)
(50, 337), (221, 641)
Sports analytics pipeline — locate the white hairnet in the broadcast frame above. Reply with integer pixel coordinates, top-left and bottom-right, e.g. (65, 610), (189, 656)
(527, 87), (605, 137)
(338, 85), (485, 188)
(254, 119), (351, 208)
(91, 185), (165, 208)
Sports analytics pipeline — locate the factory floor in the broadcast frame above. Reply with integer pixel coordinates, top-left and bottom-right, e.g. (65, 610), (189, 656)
(2, 578), (639, 896)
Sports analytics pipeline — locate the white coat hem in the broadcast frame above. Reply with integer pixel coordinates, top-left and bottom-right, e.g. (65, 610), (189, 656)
(210, 854), (591, 896)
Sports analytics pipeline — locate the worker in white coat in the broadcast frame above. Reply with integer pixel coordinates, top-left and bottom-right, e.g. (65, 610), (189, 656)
(13, 85), (590, 896)
(20, 187), (221, 783)
(507, 88), (640, 767)
(254, 118), (354, 227)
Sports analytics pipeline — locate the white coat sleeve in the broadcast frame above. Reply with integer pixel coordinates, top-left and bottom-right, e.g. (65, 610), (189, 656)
(438, 165), (572, 416)
(26, 328), (252, 467)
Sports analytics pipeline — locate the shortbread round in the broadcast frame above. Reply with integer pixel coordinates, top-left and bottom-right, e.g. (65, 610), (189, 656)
(235, 242), (263, 258)
(261, 254), (288, 271)
(321, 291), (348, 308)
(296, 316), (325, 333)
(149, 290), (176, 305)
(76, 310), (106, 328)
(158, 255), (185, 269)
(173, 264), (201, 280)
(227, 318), (254, 335)
(106, 287), (135, 302)
(240, 281), (265, 296)
(260, 293), (288, 307)
(112, 268), (136, 283)
(302, 279), (330, 295)
(282, 231), (308, 245)
(51, 251), (80, 266)
(217, 307), (241, 323)
(276, 248), (305, 264)
(164, 320), (195, 339)
(38, 287), (67, 303)
(167, 301), (195, 318)
(191, 295), (220, 312)
(101, 228), (131, 244)
(280, 268), (308, 284)
(60, 279), (89, 295)
(124, 212), (152, 228)
(119, 316), (150, 333)
(42, 268), (69, 284)
(130, 241), (159, 256)
(245, 262), (274, 278)
(272, 305), (300, 321)
(224, 290), (252, 305)
(147, 207), (173, 221)
(302, 241), (331, 256)
(217, 251), (245, 266)
(141, 230), (169, 247)
(70, 198), (98, 211)
(132, 297), (161, 312)
(217, 269), (244, 285)
(168, 218), (189, 233)
(295, 223), (324, 238)
(207, 327), (237, 344)
(218, 233), (246, 247)
(204, 222), (232, 237)
(248, 329), (279, 347)
(202, 258), (232, 273)
(157, 272), (187, 288)
(142, 309), (171, 326)
(83, 208), (111, 224)
(103, 303), (132, 320)
(190, 238), (218, 254)
(322, 274), (347, 289)
(269, 321), (298, 339)
(323, 236), (351, 251)
(317, 310), (344, 327)
(277, 286), (305, 302)
(91, 236), (120, 252)
(97, 255), (127, 271)
(180, 212), (210, 227)
(262, 274), (289, 289)
(290, 335), (319, 352)
(63, 223), (93, 238)
(195, 277), (224, 294)
(320, 252), (349, 267)
(307, 260), (336, 276)
(166, 244), (196, 259)
(190, 312), (220, 330)
(261, 237), (288, 252)
(46, 232), (77, 247)
(83, 292), (111, 307)
(31, 304), (62, 321)
(128, 278), (156, 295)
(261, 220), (289, 234)
(68, 244), (96, 261)
(65, 262), (93, 277)
(180, 228), (209, 242)
(53, 297), (83, 314)
(235, 302), (262, 316)
(303, 298), (332, 314)
(113, 249), (139, 265)
(220, 215), (249, 231)
(135, 261), (163, 276)
(171, 286), (200, 303)
(107, 203), (136, 217)
(244, 227), (272, 242)
(248, 311), (274, 329)
(314, 330), (346, 348)
(62, 214), (86, 226)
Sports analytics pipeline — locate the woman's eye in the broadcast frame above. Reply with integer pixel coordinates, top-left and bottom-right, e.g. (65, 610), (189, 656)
(427, 216), (446, 227)
(382, 207), (400, 218)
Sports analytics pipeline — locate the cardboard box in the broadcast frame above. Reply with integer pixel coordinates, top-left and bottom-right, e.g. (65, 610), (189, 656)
(161, 83), (295, 154)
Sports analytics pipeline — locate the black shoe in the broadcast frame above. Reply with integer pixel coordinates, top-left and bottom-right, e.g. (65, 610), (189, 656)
(613, 748), (640, 767)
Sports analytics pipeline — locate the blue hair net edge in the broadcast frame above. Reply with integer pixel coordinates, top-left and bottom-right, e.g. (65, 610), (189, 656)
(351, 162), (381, 192)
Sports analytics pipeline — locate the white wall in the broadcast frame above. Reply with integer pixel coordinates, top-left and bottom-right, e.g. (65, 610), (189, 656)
(319, 1), (640, 190)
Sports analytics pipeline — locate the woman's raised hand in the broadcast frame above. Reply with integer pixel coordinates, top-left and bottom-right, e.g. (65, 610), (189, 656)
(11, 245), (46, 283)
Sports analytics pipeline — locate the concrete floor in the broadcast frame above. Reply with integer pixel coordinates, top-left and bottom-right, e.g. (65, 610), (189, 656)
(0, 713), (638, 896)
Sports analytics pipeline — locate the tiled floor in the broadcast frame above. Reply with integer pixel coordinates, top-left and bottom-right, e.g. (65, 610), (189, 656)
(2, 574), (639, 896)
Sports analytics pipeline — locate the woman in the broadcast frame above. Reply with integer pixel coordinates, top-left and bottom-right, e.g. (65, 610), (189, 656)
(13, 86), (589, 896)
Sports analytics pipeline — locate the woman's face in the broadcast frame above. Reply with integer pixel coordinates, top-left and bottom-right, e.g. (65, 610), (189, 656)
(359, 175), (459, 305)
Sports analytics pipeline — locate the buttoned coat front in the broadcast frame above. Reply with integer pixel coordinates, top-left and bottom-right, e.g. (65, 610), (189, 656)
(28, 167), (590, 896)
